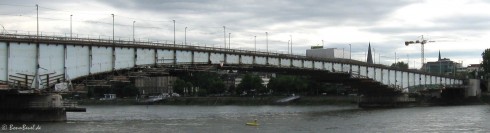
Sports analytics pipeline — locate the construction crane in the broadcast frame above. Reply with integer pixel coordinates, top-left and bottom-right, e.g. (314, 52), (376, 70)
(404, 35), (435, 70)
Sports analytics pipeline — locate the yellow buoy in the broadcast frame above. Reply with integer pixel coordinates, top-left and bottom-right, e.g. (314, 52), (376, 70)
(246, 120), (259, 126)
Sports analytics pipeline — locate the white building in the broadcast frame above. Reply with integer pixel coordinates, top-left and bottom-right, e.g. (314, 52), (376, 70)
(234, 74), (272, 88)
(306, 47), (350, 59)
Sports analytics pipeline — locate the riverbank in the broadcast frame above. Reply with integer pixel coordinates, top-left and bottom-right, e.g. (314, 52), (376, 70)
(76, 96), (359, 106)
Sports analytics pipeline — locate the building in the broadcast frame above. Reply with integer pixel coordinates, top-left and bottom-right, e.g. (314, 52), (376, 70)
(135, 76), (177, 95)
(306, 46), (350, 59)
(234, 76), (270, 88)
(423, 51), (462, 75)
(466, 64), (482, 72)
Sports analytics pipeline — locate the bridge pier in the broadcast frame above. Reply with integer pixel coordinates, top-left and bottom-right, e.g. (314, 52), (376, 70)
(0, 93), (85, 122)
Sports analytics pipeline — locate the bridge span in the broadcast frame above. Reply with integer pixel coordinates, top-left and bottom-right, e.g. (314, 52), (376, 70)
(0, 34), (463, 90)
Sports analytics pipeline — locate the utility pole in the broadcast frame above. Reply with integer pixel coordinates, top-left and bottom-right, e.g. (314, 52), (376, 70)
(288, 40), (290, 54)
(322, 40), (324, 47)
(228, 33), (231, 49)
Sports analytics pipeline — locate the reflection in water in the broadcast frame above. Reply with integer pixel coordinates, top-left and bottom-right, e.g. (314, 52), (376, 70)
(29, 105), (490, 132)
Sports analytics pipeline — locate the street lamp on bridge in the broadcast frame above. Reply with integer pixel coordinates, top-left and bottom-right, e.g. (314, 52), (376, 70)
(265, 32), (268, 53)
(349, 44), (352, 60)
(228, 33), (231, 49)
(185, 27), (187, 45)
(290, 35), (293, 55)
(70, 14), (73, 40)
(254, 35), (257, 52)
(133, 21), (136, 43)
(173, 20), (175, 46)
(223, 26), (226, 49)
(111, 14), (114, 44)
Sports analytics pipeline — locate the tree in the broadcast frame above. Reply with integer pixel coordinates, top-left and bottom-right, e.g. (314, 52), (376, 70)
(173, 79), (186, 95)
(482, 48), (490, 79)
(175, 72), (225, 96)
(391, 61), (409, 69)
(236, 74), (265, 95)
(267, 75), (308, 95)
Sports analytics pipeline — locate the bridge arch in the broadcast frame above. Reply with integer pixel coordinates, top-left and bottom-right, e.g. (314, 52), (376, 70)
(0, 34), (464, 89)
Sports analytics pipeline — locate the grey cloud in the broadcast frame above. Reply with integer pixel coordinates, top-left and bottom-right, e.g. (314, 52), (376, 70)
(98, 0), (414, 27)
(365, 15), (490, 35)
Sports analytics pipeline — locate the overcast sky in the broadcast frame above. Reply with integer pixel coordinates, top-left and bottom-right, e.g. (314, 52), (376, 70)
(1, 0), (488, 68)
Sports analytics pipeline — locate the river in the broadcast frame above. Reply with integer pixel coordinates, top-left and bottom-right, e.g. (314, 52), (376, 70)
(7, 105), (490, 132)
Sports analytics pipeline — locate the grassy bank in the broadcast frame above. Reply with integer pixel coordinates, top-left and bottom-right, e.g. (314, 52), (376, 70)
(77, 96), (359, 106)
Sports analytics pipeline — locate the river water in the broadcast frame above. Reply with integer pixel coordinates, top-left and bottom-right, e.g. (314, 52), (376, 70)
(12, 105), (490, 132)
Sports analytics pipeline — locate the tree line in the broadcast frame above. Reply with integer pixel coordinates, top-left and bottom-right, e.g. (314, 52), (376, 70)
(172, 72), (345, 97)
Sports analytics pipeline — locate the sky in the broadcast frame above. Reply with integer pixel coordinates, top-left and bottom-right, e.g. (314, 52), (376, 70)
(0, 0), (488, 69)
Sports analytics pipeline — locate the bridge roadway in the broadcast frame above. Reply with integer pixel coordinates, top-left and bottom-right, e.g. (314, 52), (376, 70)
(0, 34), (463, 90)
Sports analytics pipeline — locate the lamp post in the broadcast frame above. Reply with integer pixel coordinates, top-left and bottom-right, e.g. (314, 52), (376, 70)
(254, 35), (256, 52)
(35, 4), (39, 90)
(373, 48), (376, 64)
(228, 33), (231, 49)
(70, 14), (73, 39)
(290, 35), (293, 54)
(111, 14), (114, 44)
(36, 4), (39, 38)
(343, 48), (345, 59)
(265, 32), (268, 53)
(288, 40), (290, 54)
(223, 26), (226, 49)
(349, 44), (351, 60)
(349, 44), (352, 74)
(379, 54), (381, 64)
(395, 52), (397, 65)
(184, 27), (187, 45)
(173, 20), (175, 46)
(407, 54), (409, 69)
(132, 21), (135, 43)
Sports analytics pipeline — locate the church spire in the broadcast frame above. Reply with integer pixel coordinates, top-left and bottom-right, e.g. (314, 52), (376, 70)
(367, 42), (373, 64)
(438, 50), (441, 61)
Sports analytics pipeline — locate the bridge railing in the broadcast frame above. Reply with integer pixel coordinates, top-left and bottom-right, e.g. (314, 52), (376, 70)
(0, 32), (301, 59)
(0, 32), (394, 67)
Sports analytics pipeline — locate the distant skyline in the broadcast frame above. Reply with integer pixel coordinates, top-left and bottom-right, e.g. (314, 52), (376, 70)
(0, 0), (488, 68)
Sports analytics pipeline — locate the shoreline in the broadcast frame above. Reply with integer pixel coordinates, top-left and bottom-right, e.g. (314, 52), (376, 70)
(75, 96), (359, 106)
(75, 94), (490, 107)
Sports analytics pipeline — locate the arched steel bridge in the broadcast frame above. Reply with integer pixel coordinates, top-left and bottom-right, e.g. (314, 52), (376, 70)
(0, 34), (463, 91)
